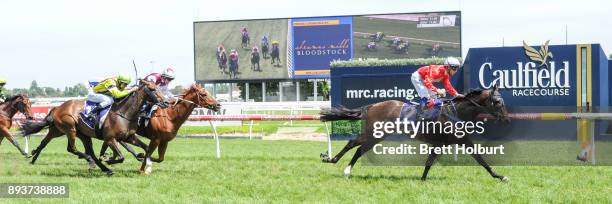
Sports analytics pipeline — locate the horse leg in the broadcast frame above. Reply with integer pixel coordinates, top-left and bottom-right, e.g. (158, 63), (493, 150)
(119, 141), (143, 160)
(150, 141), (168, 163)
(321, 138), (362, 163)
(104, 139), (125, 165)
(464, 139), (508, 181)
(343, 143), (375, 177)
(421, 149), (440, 181)
(0, 127), (29, 157)
(470, 153), (508, 181)
(65, 131), (97, 170)
(133, 137), (148, 161)
(140, 139), (160, 175)
(78, 135), (113, 176)
(30, 127), (62, 164)
(99, 142), (110, 160)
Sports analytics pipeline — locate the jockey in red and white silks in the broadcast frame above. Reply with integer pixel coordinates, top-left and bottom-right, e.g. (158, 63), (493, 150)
(411, 57), (464, 109)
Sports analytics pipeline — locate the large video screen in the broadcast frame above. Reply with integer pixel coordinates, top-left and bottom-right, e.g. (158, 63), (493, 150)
(194, 11), (461, 82)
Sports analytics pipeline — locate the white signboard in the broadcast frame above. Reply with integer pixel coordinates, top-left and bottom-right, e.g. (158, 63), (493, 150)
(184, 102), (242, 126)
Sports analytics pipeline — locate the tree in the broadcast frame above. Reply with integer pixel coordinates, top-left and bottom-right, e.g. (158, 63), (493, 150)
(29, 80), (44, 97)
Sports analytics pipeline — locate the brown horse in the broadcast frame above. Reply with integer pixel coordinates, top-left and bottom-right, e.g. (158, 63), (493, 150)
(0, 94), (34, 157)
(320, 85), (511, 181)
(22, 80), (166, 176)
(99, 84), (220, 174)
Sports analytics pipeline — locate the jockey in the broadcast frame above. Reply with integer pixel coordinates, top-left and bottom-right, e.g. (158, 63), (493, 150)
(140, 68), (176, 124)
(144, 67), (176, 101)
(241, 27), (249, 37)
(252, 46), (259, 53)
(0, 78), (7, 103)
(217, 44), (225, 53)
(261, 35), (269, 47)
(86, 74), (137, 119)
(229, 49), (239, 61)
(392, 37), (401, 46)
(411, 57), (463, 119)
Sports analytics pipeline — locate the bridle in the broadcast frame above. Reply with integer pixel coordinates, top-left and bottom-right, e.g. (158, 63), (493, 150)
(176, 89), (217, 110)
(1, 97), (33, 120)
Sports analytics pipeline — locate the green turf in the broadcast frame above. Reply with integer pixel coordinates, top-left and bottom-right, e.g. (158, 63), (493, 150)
(1, 137), (612, 203)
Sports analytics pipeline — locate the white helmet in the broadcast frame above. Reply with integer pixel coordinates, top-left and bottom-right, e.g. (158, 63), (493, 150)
(162, 67), (176, 80)
(444, 57), (461, 69)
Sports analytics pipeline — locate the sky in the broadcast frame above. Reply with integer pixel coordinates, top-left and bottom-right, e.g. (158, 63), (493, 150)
(1, 0), (610, 89)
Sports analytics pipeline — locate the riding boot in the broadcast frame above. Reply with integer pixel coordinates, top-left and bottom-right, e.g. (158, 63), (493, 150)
(416, 97), (429, 120)
(88, 104), (103, 121)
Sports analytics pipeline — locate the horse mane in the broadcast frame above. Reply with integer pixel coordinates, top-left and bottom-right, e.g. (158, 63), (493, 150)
(452, 88), (485, 103)
(5, 94), (26, 102)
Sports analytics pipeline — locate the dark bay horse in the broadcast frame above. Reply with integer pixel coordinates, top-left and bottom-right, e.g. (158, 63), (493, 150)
(217, 50), (227, 72)
(270, 45), (280, 67)
(22, 80), (166, 176)
(261, 43), (269, 59)
(320, 86), (511, 181)
(241, 33), (250, 49)
(0, 94), (34, 157)
(229, 58), (239, 79)
(251, 50), (260, 71)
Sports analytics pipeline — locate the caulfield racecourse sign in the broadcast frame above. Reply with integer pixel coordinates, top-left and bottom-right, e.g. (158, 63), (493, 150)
(478, 41), (570, 97)
(465, 41), (579, 106)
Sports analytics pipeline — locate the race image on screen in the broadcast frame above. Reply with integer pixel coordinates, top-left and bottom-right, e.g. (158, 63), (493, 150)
(353, 12), (461, 59)
(194, 19), (289, 82)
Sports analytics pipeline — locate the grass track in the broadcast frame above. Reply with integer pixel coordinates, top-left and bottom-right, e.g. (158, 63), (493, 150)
(1, 137), (612, 203)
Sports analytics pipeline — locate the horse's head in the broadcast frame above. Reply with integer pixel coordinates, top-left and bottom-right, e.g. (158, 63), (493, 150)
(7, 94), (34, 120)
(138, 79), (168, 109)
(459, 85), (510, 124)
(184, 84), (221, 112)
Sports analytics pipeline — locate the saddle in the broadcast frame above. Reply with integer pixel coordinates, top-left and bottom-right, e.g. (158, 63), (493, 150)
(138, 102), (159, 128)
(79, 101), (111, 138)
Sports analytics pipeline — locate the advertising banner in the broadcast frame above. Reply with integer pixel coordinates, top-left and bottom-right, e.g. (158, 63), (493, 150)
(291, 17), (353, 78)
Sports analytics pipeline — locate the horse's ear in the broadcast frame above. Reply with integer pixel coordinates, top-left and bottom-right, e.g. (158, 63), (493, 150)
(492, 84), (498, 92)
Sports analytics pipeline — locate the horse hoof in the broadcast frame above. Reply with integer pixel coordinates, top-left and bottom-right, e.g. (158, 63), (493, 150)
(501, 176), (509, 182)
(106, 171), (114, 176)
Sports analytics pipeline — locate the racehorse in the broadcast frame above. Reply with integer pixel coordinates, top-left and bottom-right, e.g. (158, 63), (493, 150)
(393, 42), (409, 54)
(98, 84), (220, 174)
(0, 94), (34, 157)
(261, 42), (269, 59)
(319, 85), (511, 181)
(270, 45), (280, 67)
(229, 57), (239, 79)
(365, 42), (377, 51)
(429, 43), (443, 56)
(216, 50), (228, 72)
(251, 49), (261, 71)
(369, 32), (385, 42)
(22, 80), (167, 176)
(241, 32), (250, 49)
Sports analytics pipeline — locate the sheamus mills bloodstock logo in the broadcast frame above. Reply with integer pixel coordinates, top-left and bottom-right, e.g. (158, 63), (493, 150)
(479, 40), (570, 97)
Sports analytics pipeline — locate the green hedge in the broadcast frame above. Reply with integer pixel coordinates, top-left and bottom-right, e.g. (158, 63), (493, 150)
(330, 57), (461, 68)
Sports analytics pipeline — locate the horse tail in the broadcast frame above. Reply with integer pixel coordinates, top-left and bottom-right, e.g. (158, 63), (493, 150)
(320, 105), (369, 122)
(21, 107), (56, 136)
